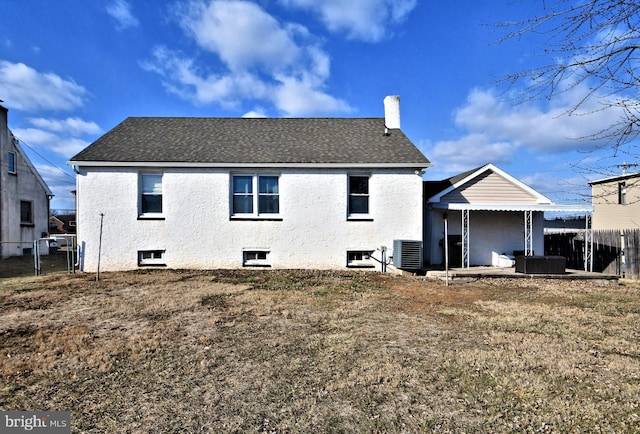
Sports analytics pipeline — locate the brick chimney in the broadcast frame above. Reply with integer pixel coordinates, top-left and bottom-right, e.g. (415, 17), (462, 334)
(384, 95), (401, 130)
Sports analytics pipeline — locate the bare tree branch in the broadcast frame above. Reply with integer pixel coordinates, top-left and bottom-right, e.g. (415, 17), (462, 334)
(499, 0), (640, 169)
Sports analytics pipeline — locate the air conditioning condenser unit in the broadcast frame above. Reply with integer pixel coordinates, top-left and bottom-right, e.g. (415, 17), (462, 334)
(393, 239), (422, 270)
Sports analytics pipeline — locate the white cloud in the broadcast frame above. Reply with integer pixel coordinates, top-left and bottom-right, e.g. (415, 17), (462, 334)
(145, 1), (351, 116)
(453, 87), (623, 153)
(279, 0), (417, 42)
(0, 60), (86, 112)
(13, 128), (89, 158)
(274, 75), (351, 115)
(177, 0), (301, 72)
(242, 110), (267, 118)
(34, 164), (77, 209)
(427, 133), (517, 174)
(106, 0), (139, 30)
(52, 138), (90, 158)
(142, 46), (269, 108)
(28, 117), (101, 136)
(13, 128), (58, 145)
(426, 86), (629, 175)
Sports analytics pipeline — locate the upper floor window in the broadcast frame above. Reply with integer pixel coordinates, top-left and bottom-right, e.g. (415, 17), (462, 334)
(618, 182), (627, 205)
(20, 200), (33, 224)
(8, 151), (16, 174)
(348, 175), (369, 216)
(232, 174), (279, 217)
(140, 173), (163, 216)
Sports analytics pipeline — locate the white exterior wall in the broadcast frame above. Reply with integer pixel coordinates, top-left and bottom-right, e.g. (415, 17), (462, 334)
(76, 167), (423, 271)
(428, 208), (544, 266)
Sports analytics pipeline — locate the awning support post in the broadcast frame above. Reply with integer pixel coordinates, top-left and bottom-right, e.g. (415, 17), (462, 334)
(462, 209), (470, 268)
(584, 213), (593, 272)
(524, 210), (533, 256)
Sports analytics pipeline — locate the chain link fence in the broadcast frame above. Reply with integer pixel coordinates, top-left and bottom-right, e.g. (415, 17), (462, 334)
(34, 235), (77, 276)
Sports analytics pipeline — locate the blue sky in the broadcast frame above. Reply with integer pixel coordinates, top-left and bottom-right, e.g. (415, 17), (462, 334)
(0, 0), (629, 211)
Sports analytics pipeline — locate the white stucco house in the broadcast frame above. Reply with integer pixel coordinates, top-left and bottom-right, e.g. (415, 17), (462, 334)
(68, 96), (431, 272)
(424, 163), (592, 268)
(0, 104), (52, 258)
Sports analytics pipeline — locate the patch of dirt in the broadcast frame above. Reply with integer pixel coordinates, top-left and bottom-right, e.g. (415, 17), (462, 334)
(0, 269), (638, 433)
(384, 276), (488, 317)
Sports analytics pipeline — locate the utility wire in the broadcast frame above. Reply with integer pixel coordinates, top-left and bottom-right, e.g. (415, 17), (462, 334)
(15, 136), (77, 182)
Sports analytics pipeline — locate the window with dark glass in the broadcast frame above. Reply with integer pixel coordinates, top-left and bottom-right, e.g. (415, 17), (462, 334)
(618, 182), (627, 205)
(258, 176), (279, 214)
(348, 175), (369, 215)
(347, 250), (375, 268)
(138, 250), (166, 266)
(140, 173), (163, 215)
(8, 151), (16, 174)
(233, 175), (254, 214)
(243, 250), (270, 267)
(20, 201), (33, 224)
(232, 174), (279, 217)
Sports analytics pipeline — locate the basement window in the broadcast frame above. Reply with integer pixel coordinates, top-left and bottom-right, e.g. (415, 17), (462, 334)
(138, 250), (166, 266)
(243, 249), (270, 267)
(347, 250), (375, 268)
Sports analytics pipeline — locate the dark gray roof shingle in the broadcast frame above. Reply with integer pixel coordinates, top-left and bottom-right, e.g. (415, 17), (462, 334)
(423, 165), (485, 199)
(70, 117), (430, 166)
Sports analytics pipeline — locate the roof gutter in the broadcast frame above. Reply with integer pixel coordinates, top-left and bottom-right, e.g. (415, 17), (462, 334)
(67, 161), (434, 170)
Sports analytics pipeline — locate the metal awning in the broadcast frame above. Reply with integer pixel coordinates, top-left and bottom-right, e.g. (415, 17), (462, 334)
(431, 203), (594, 213)
(435, 203), (593, 271)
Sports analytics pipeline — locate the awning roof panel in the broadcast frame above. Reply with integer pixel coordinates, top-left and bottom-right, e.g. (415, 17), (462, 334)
(431, 203), (593, 213)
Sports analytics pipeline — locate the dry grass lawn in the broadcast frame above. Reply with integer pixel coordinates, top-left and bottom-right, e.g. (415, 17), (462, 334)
(1, 269), (639, 433)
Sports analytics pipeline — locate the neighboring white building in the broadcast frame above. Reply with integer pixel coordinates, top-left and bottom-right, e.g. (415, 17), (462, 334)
(69, 96), (431, 272)
(424, 164), (592, 267)
(0, 104), (52, 258)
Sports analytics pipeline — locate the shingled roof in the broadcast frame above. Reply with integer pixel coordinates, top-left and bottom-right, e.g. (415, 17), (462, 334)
(423, 165), (482, 200)
(69, 117), (431, 167)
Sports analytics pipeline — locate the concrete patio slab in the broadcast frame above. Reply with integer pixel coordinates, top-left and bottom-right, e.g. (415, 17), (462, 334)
(424, 266), (619, 283)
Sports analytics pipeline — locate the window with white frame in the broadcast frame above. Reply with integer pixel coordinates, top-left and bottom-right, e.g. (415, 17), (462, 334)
(232, 174), (279, 217)
(8, 151), (16, 174)
(243, 249), (270, 267)
(140, 173), (163, 216)
(347, 250), (375, 268)
(138, 250), (166, 266)
(348, 175), (370, 216)
(20, 200), (33, 225)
